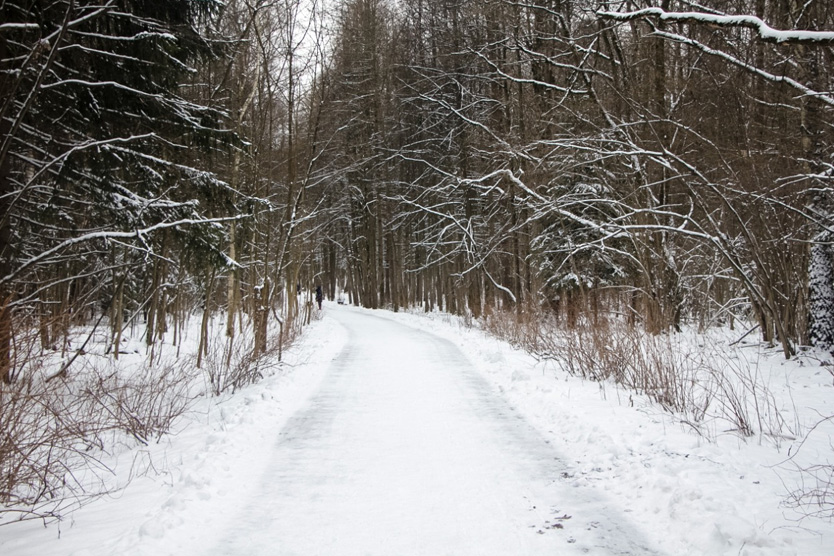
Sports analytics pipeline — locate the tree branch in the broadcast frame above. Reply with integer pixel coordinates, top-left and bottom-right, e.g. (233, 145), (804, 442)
(597, 8), (834, 45)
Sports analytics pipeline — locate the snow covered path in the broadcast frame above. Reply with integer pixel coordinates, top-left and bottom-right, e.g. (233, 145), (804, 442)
(5, 305), (833, 555)
(207, 306), (659, 555)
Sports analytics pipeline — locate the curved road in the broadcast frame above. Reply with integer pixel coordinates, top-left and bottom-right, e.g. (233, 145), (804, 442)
(211, 307), (658, 555)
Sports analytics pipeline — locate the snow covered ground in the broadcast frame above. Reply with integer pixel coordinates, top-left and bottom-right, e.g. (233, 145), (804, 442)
(1, 303), (833, 555)
(375, 307), (834, 556)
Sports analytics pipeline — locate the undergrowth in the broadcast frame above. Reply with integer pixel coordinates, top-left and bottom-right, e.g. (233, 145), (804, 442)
(0, 310), (303, 525)
(480, 308), (834, 518)
(482, 309), (793, 443)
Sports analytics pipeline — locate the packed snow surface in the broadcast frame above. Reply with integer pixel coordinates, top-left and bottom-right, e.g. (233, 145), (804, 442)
(208, 308), (655, 555)
(2, 304), (834, 555)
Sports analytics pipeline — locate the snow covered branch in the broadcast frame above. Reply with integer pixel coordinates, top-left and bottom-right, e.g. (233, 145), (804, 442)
(597, 8), (834, 45)
(651, 28), (834, 107)
(0, 215), (250, 287)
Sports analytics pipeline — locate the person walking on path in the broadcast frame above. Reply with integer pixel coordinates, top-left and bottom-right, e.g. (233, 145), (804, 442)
(315, 285), (323, 310)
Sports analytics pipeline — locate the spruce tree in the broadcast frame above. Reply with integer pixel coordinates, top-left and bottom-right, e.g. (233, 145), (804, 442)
(0, 0), (230, 380)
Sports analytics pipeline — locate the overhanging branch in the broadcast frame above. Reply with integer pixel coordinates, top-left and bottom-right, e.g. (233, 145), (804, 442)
(597, 8), (834, 45)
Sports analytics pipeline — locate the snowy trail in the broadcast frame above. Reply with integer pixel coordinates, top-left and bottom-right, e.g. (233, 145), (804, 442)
(208, 306), (659, 555)
(4, 305), (834, 556)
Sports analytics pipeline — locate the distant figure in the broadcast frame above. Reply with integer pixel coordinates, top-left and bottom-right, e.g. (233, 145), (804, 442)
(315, 285), (323, 310)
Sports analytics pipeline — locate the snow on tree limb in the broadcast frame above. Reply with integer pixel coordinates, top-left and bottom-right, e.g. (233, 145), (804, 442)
(596, 8), (834, 45)
(0, 23), (41, 32)
(649, 28), (834, 107)
(0, 215), (250, 287)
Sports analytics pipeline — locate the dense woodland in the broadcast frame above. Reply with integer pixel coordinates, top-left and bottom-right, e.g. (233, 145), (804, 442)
(3, 0), (833, 377)
(1, 0), (833, 522)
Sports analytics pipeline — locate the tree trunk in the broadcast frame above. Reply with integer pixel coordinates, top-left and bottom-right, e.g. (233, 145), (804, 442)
(197, 268), (216, 369)
(0, 48), (12, 382)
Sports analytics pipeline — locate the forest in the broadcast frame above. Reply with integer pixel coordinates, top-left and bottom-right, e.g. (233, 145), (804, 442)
(1, 0), (833, 523)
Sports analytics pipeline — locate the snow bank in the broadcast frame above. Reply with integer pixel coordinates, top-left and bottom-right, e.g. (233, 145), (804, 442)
(363, 307), (834, 556)
(0, 315), (347, 556)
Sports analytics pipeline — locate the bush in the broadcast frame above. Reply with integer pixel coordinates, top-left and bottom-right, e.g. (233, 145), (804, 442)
(484, 308), (791, 442)
(0, 355), (198, 525)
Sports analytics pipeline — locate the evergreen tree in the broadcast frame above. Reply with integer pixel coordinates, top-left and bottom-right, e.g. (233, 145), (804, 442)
(0, 0), (231, 380)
